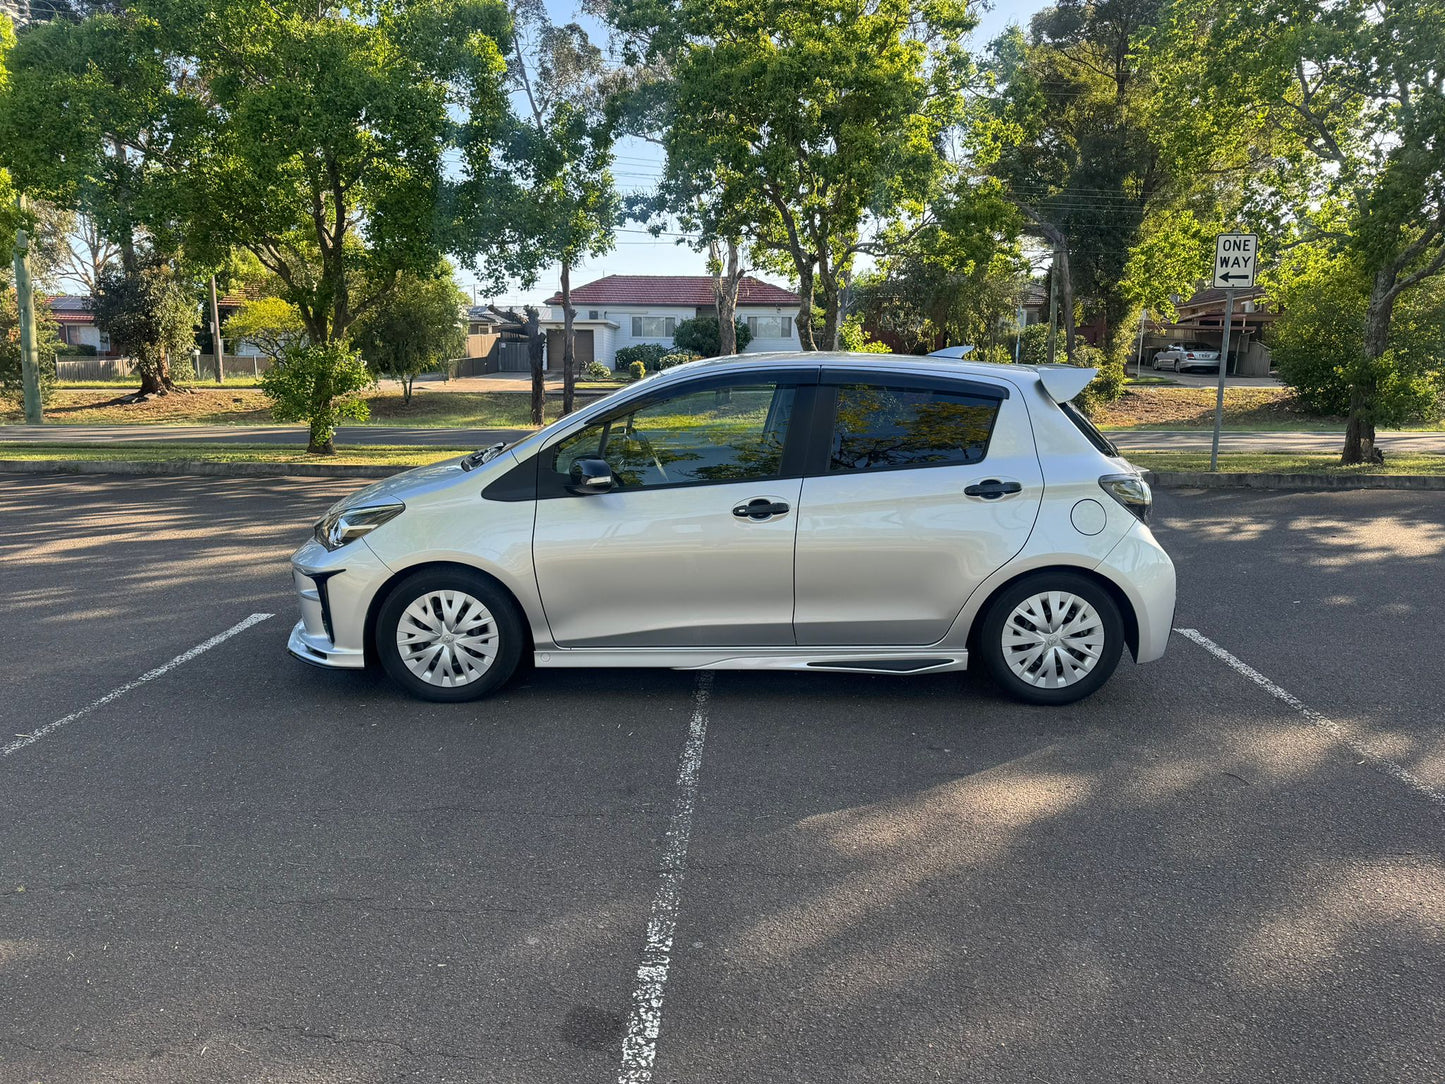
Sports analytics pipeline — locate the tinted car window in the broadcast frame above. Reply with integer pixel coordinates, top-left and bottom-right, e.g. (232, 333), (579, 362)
(829, 383), (999, 473)
(551, 381), (796, 489)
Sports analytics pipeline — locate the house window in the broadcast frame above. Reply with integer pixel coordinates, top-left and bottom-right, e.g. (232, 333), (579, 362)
(631, 316), (677, 338)
(746, 315), (793, 340)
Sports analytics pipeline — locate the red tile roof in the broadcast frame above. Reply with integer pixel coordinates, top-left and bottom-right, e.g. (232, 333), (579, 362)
(545, 275), (800, 308)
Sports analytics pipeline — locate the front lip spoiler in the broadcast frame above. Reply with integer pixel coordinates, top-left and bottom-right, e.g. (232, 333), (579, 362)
(287, 620), (366, 670)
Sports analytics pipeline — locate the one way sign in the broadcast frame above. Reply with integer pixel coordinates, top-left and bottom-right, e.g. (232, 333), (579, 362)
(1214, 233), (1258, 289)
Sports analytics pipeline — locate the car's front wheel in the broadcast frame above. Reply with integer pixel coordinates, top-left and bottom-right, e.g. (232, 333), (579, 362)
(376, 568), (524, 701)
(977, 573), (1125, 705)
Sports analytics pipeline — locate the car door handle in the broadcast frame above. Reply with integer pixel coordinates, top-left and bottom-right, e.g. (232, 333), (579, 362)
(733, 498), (791, 520)
(964, 479), (1023, 500)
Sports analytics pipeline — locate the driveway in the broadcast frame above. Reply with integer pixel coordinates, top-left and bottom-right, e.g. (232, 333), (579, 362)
(2, 475), (1443, 1082)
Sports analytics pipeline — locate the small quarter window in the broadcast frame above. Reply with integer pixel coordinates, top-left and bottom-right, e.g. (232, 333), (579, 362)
(829, 383), (1000, 473)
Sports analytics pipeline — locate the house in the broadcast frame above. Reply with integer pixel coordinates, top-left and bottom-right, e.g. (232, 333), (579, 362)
(1139, 286), (1275, 375)
(49, 295), (112, 355)
(541, 275), (803, 369)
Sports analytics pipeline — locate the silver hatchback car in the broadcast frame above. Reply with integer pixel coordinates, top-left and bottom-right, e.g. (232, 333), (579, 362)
(288, 354), (1175, 705)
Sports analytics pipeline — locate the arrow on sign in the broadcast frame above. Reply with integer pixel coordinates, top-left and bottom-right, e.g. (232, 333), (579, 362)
(1217, 271), (1252, 283)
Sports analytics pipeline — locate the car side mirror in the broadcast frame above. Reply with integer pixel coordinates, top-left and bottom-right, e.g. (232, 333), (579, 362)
(568, 457), (614, 495)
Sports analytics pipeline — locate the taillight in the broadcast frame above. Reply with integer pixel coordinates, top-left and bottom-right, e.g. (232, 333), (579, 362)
(1099, 474), (1152, 523)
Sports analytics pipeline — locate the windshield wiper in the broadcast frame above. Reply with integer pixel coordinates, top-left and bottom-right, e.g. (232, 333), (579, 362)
(460, 442), (507, 471)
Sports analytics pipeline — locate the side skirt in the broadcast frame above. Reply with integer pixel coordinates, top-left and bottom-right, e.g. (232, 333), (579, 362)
(533, 648), (969, 676)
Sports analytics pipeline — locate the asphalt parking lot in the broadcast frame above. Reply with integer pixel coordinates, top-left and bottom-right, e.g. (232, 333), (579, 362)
(2, 473), (1443, 1083)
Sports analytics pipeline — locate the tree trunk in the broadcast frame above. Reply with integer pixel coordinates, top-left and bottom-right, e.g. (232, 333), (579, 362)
(818, 266), (841, 351)
(561, 261), (576, 415)
(525, 306), (545, 426)
(795, 264), (817, 350)
(1343, 277), (1396, 466)
(1056, 240), (1077, 362)
(711, 239), (743, 355)
(308, 419), (334, 455)
(402, 374), (414, 404)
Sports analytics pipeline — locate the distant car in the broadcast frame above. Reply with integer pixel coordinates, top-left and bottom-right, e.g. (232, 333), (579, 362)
(287, 353), (1176, 706)
(1152, 342), (1222, 372)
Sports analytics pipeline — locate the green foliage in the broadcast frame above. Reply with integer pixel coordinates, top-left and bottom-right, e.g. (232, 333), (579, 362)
(1071, 343), (1128, 417)
(223, 297), (306, 364)
(259, 341), (373, 454)
(351, 268), (467, 403)
(616, 343), (670, 371)
(658, 351), (701, 370)
(672, 317), (751, 358)
(627, 360), (646, 382)
(0, 285), (61, 407)
(57, 343), (99, 357)
(92, 258), (197, 390)
(583, 360), (611, 380)
(1015, 323), (1050, 366)
(839, 315), (891, 354)
(1269, 248), (1444, 424)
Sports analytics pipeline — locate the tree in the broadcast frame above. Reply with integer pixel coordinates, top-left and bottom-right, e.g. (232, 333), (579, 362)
(352, 267), (467, 403)
(1157, 0), (1445, 463)
(260, 342), (373, 454)
(1, 282), (62, 408)
(91, 256), (197, 396)
(506, 4), (617, 416)
(672, 316), (751, 358)
(51, 211), (121, 296)
(597, 0), (975, 350)
(223, 297), (306, 365)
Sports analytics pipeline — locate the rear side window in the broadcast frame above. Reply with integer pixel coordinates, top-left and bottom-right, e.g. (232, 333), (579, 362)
(828, 383), (1000, 473)
(1059, 401), (1119, 456)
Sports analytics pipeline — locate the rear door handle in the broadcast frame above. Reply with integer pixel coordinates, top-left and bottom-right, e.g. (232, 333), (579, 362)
(964, 479), (1023, 500)
(733, 497), (791, 520)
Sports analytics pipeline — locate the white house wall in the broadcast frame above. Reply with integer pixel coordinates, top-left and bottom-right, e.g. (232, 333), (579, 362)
(550, 303), (799, 366)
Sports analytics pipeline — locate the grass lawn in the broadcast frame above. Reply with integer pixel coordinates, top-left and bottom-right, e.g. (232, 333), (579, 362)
(0, 442), (472, 467)
(1127, 451), (1445, 476)
(2, 387), (571, 428)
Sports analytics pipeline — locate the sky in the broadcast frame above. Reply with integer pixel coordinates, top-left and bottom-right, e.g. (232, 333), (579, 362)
(464, 0), (1052, 308)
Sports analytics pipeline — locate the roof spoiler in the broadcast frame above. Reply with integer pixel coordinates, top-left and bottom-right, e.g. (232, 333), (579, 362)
(1036, 365), (1096, 403)
(927, 345), (975, 359)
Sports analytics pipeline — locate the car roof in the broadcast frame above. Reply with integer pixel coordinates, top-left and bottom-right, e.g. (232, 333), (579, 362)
(659, 351), (1043, 385)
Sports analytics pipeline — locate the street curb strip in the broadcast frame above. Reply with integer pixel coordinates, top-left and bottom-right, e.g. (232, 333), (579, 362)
(1142, 469), (1445, 492)
(2, 459), (1444, 491)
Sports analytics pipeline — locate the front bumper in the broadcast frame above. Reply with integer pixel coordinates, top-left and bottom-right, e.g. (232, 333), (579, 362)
(287, 536), (393, 670)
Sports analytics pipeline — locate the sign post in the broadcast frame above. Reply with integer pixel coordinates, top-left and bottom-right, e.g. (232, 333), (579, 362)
(1209, 233), (1257, 471)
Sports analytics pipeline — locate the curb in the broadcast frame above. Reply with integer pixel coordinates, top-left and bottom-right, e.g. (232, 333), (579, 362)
(1143, 470), (1445, 492)
(0, 458), (399, 480)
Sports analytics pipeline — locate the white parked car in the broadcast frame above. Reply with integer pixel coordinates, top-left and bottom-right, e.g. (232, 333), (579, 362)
(288, 353), (1176, 706)
(1152, 342), (1222, 372)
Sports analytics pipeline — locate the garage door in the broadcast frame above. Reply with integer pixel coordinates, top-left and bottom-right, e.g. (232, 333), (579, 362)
(545, 329), (594, 370)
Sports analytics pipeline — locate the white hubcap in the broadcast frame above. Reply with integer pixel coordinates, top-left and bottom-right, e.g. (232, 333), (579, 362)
(397, 590), (499, 687)
(1003, 590), (1105, 689)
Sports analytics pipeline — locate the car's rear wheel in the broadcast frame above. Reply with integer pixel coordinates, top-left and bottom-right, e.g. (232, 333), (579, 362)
(376, 569), (524, 702)
(977, 573), (1124, 705)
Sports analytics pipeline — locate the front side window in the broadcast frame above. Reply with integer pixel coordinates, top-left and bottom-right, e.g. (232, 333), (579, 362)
(551, 381), (797, 490)
(630, 316), (677, 338)
(829, 383), (1000, 473)
(746, 315), (793, 339)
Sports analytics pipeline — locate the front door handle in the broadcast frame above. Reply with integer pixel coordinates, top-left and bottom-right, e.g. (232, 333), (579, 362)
(733, 497), (791, 520)
(964, 479), (1023, 500)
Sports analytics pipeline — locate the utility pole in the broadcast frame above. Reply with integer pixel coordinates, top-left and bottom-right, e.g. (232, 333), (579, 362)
(1134, 309), (1149, 378)
(1046, 263), (1058, 366)
(209, 275), (224, 383)
(12, 195), (43, 424)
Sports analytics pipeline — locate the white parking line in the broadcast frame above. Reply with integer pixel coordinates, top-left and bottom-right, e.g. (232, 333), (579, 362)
(1175, 627), (1445, 810)
(618, 670), (714, 1084)
(2, 613), (275, 759)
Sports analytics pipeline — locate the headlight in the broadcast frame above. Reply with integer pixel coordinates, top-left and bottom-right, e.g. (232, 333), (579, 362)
(314, 501), (405, 551)
(1098, 474), (1151, 522)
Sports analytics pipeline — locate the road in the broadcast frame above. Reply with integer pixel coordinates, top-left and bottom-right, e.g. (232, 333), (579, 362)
(2, 475), (1443, 1083)
(5, 422), (1445, 455)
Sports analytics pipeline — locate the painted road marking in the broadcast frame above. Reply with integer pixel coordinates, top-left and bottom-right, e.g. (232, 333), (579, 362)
(1175, 627), (1445, 810)
(2, 613), (275, 759)
(618, 670), (713, 1084)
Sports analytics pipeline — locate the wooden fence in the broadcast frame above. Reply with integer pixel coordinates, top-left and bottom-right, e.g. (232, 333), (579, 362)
(56, 354), (276, 381)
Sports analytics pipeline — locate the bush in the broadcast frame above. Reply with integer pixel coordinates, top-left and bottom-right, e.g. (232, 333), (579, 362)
(582, 360), (611, 380)
(1, 286), (61, 407)
(839, 314), (891, 353)
(628, 360), (647, 382)
(658, 351), (701, 370)
(616, 343), (671, 372)
(1070, 343), (1127, 416)
(672, 316), (752, 357)
(260, 341), (373, 453)
(1015, 323), (1050, 366)
(57, 343), (98, 357)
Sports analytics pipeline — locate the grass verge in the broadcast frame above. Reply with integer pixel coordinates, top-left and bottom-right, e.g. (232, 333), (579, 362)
(0, 442), (471, 467)
(1127, 452), (1445, 476)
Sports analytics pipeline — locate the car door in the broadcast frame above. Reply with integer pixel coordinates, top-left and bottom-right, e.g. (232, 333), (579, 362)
(532, 371), (816, 648)
(792, 370), (1044, 646)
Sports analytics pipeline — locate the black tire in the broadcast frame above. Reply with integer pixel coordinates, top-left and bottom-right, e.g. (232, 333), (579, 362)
(375, 568), (525, 702)
(976, 572), (1125, 706)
